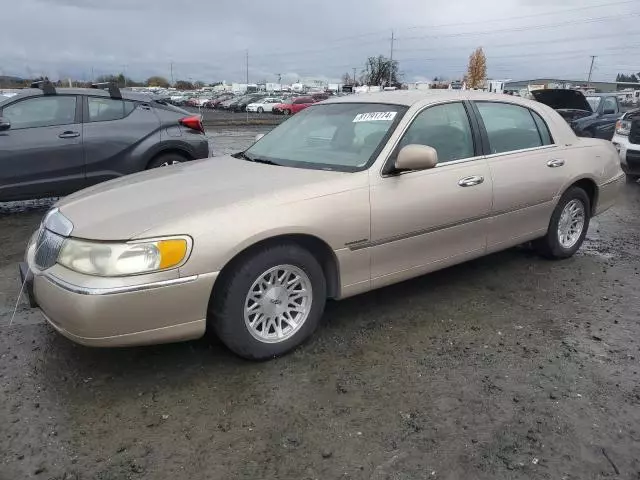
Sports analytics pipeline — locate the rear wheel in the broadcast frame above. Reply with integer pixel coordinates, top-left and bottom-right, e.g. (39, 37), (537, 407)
(147, 152), (187, 169)
(534, 187), (590, 259)
(283, 109), (291, 116)
(210, 243), (326, 360)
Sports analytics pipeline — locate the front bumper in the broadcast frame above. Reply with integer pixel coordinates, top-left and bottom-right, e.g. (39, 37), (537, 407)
(22, 260), (217, 347)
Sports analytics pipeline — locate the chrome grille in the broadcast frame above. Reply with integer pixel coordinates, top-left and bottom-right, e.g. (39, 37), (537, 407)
(34, 229), (65, 270)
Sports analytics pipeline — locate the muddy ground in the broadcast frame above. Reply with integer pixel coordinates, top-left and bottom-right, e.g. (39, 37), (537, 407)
(1, 129), (639, 480)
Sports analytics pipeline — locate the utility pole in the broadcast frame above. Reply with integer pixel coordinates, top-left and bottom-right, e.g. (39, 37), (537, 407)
(91, 67), (94, 84)
(388, 29), (394, 87)
(246, 50), (249, 85)
(170, 61), (174, 86)
(122, 64), (127, 87)
(353, 67), (357, 85)
(587, 55), (596, 87)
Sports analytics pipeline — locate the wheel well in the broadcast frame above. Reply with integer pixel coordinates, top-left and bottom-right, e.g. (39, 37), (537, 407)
(570, 178), (598, 215)
(147, 148), (193, 168)
(212, 234), (341, 302)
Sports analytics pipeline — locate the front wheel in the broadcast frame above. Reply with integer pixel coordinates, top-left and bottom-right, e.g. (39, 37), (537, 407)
(210, 243), (326, 360)
(257, 107), (264, 113)
(283, 109), (291, 116)
(534, 187), (590, 259)
(147, 152), (186, 169)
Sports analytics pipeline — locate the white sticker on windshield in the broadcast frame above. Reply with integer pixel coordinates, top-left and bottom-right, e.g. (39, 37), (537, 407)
(352, 111), (397, 122)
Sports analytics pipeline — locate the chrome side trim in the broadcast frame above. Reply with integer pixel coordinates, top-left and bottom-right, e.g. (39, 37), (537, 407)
(483, 144), (557, 159)
(348, 199), (551, 251)
(599, 172), (625, 187)
(43, 274), (199, 296)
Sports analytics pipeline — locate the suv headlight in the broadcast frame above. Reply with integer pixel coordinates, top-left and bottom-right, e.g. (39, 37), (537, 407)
(616, 119), (631, 136)
(57, 237), (191, 276)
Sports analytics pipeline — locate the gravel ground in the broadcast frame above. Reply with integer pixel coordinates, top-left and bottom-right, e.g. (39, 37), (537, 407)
(1, 129), (640, 480)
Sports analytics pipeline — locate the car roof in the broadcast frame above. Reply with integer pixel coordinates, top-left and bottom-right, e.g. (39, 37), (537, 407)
(2, 88), (157, 102)
(322, 89), (542, 108)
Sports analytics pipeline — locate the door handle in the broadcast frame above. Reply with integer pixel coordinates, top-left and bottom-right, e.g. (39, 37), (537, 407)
(58, 131), (80, 139)
(458, 175), (484, 187)
(547, 158), (565, 168)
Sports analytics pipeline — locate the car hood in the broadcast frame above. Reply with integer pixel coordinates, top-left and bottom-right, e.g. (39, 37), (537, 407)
(531, 89), (592, 113)
(56, 156), (350, 241)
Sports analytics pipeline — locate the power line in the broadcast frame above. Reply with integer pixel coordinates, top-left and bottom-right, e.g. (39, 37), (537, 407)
(397, 13), (640, 41)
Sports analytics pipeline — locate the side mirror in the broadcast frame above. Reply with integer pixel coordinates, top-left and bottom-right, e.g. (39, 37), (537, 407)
(395, 144), (438, 171)
(255, 133), (265, 142)
(0, 117), (11, 132)
(603, 108), (615, 115)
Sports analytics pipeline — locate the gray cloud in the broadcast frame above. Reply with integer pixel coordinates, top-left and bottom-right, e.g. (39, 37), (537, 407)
(1, 0), (638, 84)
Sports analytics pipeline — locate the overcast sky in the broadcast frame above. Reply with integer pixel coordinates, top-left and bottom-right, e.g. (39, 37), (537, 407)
(1, 0), (638, 84)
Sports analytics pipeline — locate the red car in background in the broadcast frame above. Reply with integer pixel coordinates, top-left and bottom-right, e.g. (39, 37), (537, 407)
(272, 96), (317, 115)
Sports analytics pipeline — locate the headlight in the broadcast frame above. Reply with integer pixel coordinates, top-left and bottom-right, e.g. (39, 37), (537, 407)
(57, 237), (191, 276)
(616, 120), (631, 136)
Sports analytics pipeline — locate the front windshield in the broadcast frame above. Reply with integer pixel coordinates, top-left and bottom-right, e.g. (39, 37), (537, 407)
(586, 96), (601, 111)
(244, 102), (407, 171)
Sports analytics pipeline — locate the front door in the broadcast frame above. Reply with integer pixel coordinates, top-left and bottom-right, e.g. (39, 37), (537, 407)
(0, 94), (84, 201)
(369, 101), (492, 288)
(472, 101), (571, 250)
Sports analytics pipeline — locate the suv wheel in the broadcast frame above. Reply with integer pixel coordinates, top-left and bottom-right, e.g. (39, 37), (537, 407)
(534, 187), (590, 259)
(147, 153), (187, 169)
(210, 243), (326, 360)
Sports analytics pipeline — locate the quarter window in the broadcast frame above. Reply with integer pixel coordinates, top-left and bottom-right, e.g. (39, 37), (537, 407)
(476, 102), (543, 154)
(2, 96), (77, 129)
(397, 102), (475, 163)
(88, 97), (135, 122)
(530, 110), (553, 145)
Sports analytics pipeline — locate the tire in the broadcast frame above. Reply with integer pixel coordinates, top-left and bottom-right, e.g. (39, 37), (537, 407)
(534, 187), (590, 259)
(210, 243), (326, 360)
(257, 107), (264, 113)
(146, 152), (187, 169)
(283, 109), (291, 116)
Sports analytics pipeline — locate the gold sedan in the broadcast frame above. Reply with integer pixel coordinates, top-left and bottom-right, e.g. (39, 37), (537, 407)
(20, 90), (625, 359)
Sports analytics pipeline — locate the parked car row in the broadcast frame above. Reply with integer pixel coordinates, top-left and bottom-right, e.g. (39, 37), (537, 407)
(166, 91), (336, 113)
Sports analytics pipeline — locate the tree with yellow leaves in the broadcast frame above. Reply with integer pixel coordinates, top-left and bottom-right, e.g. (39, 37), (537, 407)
(467, 47), (487, 89)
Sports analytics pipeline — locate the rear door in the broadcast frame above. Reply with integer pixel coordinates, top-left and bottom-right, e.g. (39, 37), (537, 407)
(0, 94), (84, 201)
(82, 96), (161, 185)
(472, 101), (570, 250)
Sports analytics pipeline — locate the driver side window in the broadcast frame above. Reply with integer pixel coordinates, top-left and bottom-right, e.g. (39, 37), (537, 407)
(603, 97), (617, 114)
(398, 102), (475, 163)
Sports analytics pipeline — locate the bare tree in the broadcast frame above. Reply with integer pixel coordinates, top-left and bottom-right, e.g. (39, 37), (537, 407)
(341, 72), (352, 85)
(362, 55), (400, 86)
(466, 47), (487, 89)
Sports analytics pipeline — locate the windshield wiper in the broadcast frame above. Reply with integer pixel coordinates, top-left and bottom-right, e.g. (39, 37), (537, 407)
(233, 151), (280, 166)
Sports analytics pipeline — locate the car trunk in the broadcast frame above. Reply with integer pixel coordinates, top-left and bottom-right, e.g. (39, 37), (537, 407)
(531, 89), (593, 122)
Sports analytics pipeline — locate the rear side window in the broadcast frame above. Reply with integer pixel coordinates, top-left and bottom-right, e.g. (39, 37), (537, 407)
(476, 102), (543, 154)
(87, 97), (135, 122)
(2, 96), (77, 129)
(530, 110), (553, 145)
(602, 97), (618, 114)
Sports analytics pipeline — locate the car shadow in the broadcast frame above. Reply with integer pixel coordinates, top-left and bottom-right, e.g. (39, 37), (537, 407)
(33, 245), (544, 399)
